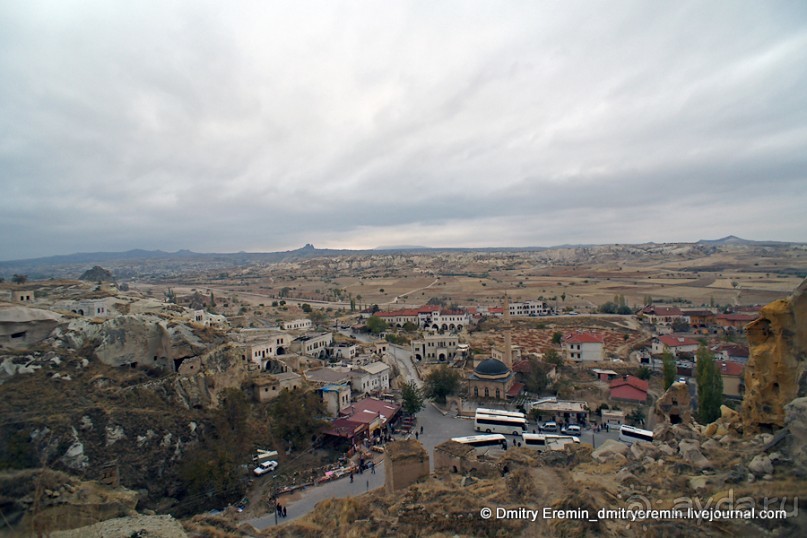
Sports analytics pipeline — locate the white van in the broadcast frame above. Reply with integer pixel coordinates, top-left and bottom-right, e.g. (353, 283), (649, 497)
(562, 424), (581, 436)
(541, 421), (558, 432)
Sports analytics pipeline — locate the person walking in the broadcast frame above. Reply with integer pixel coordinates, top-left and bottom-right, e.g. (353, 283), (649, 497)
(350, 472), (354, 483)
(283, 506), (287, 518)
(415, 431), (419, 440)
(370, 461), (376, 474)
(420, 425), (424, 434)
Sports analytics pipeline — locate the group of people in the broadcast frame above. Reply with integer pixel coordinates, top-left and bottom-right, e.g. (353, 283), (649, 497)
(275, 502), (287, 518)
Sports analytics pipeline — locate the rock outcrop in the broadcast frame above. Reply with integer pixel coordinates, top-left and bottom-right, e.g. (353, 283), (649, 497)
(654, 380), (692, 425)
(56, 315), (207, 369)
(0, 304), (62, 350)
(742, 278), (807, 433)
(0, 469), (138, 534)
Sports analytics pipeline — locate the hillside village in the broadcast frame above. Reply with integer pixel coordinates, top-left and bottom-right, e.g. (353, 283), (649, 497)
(0, 251), (806, 536)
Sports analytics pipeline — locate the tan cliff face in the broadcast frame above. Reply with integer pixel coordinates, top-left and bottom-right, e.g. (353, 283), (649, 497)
(742, 278), (807, 434)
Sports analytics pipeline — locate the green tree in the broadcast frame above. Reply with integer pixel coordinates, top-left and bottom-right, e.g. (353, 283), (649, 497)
(635, 366), (652, 380)
(551, 332), (563, 345)
(424, 366), (461, 404)
(301, 303), (312, 313)
(350, 298), (356, 312)
(544, 348), (564, 366)
(209, 292), (216, 307)
(662, 350), (677, 391)
(366, 315), (388, 334)
(401, 381), (425, 416)
(268, 389), (326, 451)
(627, 408), (646, 426)
(524, 357), (549, 394)
(11, 274), (27, 284)
(402, 321), (418, 332)
(308, 309), (326, 326)
(696, 346), (723, 423)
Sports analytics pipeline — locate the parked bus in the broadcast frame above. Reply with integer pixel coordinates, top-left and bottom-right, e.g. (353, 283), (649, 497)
(475, 408), (526, 420)
(521, 433), (580, 451)
(619, 425), (654, 444)
(450, 434), (508, 448)
(474, 412), (527, 435)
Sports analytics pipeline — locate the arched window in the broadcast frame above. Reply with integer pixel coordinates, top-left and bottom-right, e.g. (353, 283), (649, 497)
(495, 388), (501, 399)
(473, 386), (478, 398)
(484, 387), (489, 398)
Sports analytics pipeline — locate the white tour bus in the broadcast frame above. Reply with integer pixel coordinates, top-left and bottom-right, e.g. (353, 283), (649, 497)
(619, 425), (654, 444)
(451, 434), (508, 448)
(475, 408), (526, 420)
(521, 433), (580, 451)
(474, 412), (527, 435)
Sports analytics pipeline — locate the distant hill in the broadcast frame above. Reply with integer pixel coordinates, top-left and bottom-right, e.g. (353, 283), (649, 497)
(1, 237), (803, 280)
(79, 265), (114, 282)
(696, 236), (796, 247)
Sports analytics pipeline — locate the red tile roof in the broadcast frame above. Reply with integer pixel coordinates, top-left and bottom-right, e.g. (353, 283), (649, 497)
(565, 331), (604, 344)
(717, 314), (758, 322)
(641, 306), (684, 316)
(609, 375), (649, 392)
(511, 359), (532, 374)
(719, 361), (744, 377)
(375, 309), (420, 318)
(658, 335), (700, 347)
(340, 397), (401, 422)
(682, 310), (715, 317)
(507, 382), (525, 397)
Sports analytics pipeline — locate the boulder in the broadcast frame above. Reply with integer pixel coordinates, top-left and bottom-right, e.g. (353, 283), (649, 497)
(748, 454), (774, 477)
(678, 439), (711, 469)
(592, 439), (629, 464)
(783, 397), (807, 474)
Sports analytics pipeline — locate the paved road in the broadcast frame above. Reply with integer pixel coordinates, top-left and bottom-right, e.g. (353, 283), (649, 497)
(245, 404), (475, 530)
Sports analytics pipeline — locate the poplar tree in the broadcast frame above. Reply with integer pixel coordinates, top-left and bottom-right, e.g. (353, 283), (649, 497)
(662, 350), (677, 390)
(696, 346), (723, 423)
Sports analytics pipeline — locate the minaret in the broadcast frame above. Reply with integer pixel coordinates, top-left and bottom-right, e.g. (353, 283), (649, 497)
(503, 293), (513, 368)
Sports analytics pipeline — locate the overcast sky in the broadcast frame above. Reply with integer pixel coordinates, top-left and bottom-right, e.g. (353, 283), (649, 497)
(1, 1), (806, 260)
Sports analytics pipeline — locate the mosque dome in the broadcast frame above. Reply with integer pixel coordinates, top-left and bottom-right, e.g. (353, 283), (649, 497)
(474, 358), (510, 379)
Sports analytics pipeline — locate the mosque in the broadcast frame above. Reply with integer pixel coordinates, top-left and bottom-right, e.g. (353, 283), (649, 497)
(468, 295), (521, 400)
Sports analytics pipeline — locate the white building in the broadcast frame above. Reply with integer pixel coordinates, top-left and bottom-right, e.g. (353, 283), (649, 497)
(238, 329), (292, 369)
(293, 332), (334, 358)
(189, 309), (228, 328)
(652, 335), (699, 356)
(283, 319), (313, 331)
(329, 342), (358, 360)
(411, 333), (460, 362)
(562, 332), (605, 362)
(69, 298), (113, 318)
(349, 361), (391, 396)
(509, 300), (553, 317)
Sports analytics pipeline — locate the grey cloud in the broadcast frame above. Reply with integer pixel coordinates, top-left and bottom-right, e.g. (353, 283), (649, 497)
(1, 1), (805, 260)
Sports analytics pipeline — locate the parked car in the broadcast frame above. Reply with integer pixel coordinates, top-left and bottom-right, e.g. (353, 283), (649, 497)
(561, 424), (581, 436)
(253, 460), (278, 476)
(541, 421), (558, 432)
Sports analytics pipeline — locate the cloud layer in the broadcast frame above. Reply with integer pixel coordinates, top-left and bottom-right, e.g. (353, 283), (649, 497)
(1, 1), (806, 259)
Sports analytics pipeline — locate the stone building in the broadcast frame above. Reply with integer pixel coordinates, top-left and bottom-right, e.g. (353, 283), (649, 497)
(385, 439), (429, 494)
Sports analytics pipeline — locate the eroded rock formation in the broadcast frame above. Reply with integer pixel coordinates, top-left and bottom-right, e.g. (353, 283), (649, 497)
(742, 278), (807, 433)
